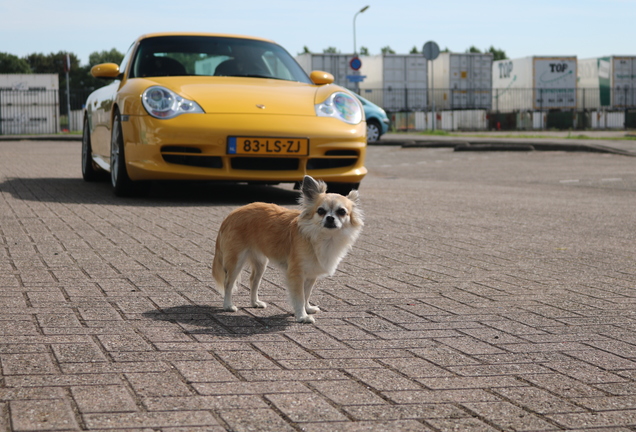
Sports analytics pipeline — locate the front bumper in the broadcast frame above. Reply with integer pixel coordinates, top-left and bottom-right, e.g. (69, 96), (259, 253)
(121, 113), (367, 184)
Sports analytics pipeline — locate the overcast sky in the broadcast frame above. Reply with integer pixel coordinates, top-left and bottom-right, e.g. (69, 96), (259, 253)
(2, 0), (635, 65)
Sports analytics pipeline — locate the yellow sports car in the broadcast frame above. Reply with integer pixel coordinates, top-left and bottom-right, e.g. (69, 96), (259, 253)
(82, 32), (367, 196)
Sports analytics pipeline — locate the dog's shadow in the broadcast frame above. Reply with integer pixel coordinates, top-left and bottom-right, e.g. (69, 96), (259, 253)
(142, 305), (294, 337)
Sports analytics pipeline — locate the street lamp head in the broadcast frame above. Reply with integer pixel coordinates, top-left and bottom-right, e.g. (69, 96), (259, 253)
(353, 5), (370, 57)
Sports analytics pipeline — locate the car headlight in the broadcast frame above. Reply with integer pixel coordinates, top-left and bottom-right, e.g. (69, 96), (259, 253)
(315, 92), (362, 124)
(141, 86), (204, 119)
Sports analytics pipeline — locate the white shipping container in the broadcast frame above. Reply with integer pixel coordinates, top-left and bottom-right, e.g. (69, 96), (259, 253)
(429, 52), (493, 110)
(492, 56), (577, 111)
(0, 74), (59, 92)
(359, 54), (428, 111)
(578, 56), (636, 109)
(295, 53), (355, 90)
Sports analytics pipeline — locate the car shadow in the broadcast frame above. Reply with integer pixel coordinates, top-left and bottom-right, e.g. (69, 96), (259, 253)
(142, 304), (295, 337)
(0, 177), (300, 206)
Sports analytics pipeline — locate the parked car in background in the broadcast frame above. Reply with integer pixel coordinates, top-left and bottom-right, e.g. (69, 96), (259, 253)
(82, 32), (367, 196)
(356, 94), (390, 142)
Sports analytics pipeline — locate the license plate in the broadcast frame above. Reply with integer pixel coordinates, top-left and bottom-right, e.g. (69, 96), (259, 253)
(228, 137), (309, 156)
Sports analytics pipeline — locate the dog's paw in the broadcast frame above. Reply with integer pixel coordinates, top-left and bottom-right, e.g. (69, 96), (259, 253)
(252, 300), (267, 309)
(224, 305), (238, 312)
(296, 315), (315, 324)
(305, 304), (321, 314)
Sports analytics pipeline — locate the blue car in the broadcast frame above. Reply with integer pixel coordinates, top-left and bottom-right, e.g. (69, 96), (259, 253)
(356, 94), (390, 143)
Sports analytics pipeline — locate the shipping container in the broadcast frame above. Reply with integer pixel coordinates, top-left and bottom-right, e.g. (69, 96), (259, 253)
(492, 56), (577, 111)
(0, 74), (59, 91)
(578, 56), (636, 109)
(359, 54), (427, 111)
(295, 53), (356, 91)
(0, 74), (60, 134)
(429, 52), (493, 110)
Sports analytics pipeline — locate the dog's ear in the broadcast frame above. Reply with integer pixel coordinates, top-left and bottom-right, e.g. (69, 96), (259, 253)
(301, 175), (326, 202)
(347, 189), (360, 205)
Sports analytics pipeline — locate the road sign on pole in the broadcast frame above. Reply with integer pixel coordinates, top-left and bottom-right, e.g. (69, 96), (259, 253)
(422, 41), (440, 61)
(422, 41), (440, 131)
(349, 57), (362, 71)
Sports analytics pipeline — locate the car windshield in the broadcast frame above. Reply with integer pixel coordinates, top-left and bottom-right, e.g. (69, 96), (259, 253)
(130, 35), (311, 83)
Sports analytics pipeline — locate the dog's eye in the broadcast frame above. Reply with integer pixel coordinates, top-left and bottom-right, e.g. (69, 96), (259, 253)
(317, 208), (327, 216)
(336, 208), (347, 217)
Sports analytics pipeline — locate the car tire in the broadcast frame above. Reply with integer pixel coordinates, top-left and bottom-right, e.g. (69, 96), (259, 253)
(326, 182), (360, 196)
(366, 119), (381, 143)
(81, 116), (102, 182)
(111, 111), (147, 197)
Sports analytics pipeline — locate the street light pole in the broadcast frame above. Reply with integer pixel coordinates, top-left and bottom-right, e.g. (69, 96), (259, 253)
(353, 5), (369, 55)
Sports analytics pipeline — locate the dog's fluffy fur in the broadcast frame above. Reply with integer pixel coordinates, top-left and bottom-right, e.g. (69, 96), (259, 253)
(212, 176), (363, 323)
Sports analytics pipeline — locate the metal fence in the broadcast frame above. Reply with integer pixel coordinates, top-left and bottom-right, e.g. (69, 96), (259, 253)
(359, 87), (636, 130)
(0, 88), (93, 135)
(1, 87), (635, 135)
(359, 87), (636, 113)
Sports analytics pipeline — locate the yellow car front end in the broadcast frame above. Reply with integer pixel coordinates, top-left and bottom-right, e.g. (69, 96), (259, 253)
(83, 33), (367, 196)
(118, 77), (366, 185)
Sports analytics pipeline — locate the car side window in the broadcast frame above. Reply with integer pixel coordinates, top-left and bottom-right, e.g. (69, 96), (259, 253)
(118, 43), (134, 78)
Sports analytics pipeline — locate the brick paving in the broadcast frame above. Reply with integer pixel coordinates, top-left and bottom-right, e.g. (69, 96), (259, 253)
(0, 139), (635, 431)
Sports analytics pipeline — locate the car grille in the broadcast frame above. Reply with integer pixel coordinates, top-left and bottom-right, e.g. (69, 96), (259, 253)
(160, 147), (359, 172)
(307, 150), (359, 170)
(161, 147), (223, 169)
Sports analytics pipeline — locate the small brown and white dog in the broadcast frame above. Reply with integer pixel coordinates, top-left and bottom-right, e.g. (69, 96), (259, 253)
(212, 176), (363, 323)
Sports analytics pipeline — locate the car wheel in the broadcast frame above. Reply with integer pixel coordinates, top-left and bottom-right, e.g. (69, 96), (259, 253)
(366, 119), (381, 143)
(326, 182), (360, 196)
(110, 111), (138, 197)
(81, 116), (102, 182)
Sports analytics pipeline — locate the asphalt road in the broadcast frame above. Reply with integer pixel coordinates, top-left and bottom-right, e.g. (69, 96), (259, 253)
(0, 140), (635, 431)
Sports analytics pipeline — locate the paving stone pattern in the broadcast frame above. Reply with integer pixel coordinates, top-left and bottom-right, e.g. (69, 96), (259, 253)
(0, 140), (635, 431)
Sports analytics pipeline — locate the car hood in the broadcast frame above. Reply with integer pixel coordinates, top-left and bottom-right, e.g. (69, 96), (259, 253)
(159, 77), (320, 116)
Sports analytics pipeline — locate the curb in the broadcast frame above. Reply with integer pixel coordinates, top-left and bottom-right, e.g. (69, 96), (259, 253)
(0, 135), (82, 142)
(384, 140), (636, 157)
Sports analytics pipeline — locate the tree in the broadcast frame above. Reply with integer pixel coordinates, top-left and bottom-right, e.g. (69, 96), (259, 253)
(323, 47), (339, 54)
(359, 46), (369, 56)
(300, 46), (311, 55)
(24, 52), (60, 74)
(380, 46), (395, 54)
(410, 46), (419, 54)
(487, 46), (507, 61)
(0, 53), (31, 73)
(88, 48), (124, 66)
(466, 46), (481, 53)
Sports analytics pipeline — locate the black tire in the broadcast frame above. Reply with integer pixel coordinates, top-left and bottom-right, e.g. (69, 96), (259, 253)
(81, 116), (102, 182)
(366, 119), (382, 143)
(326, 182), (360, 196)
(110, 111), (143, 197)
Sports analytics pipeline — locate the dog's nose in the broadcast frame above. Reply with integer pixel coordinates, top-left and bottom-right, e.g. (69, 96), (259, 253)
(324, 216), (337, 228)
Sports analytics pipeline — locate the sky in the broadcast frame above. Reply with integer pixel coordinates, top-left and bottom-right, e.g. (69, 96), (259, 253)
(2, 0), (635, 66)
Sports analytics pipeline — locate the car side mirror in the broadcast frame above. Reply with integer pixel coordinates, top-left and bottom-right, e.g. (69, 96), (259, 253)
(91, 63), (121, 80)
(309, 71), (335, 85)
